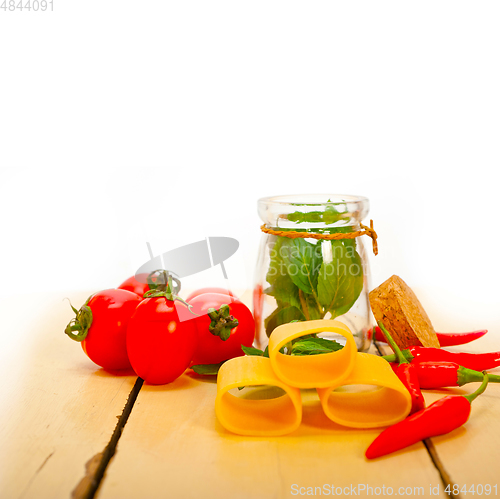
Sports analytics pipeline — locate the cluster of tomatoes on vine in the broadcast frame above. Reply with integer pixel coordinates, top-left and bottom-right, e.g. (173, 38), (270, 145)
(64, 271), (255, 384)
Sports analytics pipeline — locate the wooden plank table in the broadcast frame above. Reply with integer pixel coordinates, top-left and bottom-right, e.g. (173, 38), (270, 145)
(1, 291), (499, 499)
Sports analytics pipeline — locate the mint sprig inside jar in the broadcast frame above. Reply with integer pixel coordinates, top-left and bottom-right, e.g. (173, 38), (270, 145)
(253, 194), (377, 352)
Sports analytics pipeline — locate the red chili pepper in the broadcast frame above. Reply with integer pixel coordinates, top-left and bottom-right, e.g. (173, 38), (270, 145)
(378, 322), (425, 415)
(366, 373), (489, 459)
(382, 346), (500, 371)
(373, 326), (487, 347)
(433, 330), (488, 347)
(407, 361), (500, 389)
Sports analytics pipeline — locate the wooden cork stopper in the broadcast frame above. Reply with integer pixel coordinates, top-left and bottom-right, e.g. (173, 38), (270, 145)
(369, 275), (440, 350)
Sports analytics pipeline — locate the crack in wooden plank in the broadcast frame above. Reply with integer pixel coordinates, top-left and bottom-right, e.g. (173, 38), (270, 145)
(71, 452), (104, 499)
(20, 451), (55, 498)
(72, 377), (144, 499)
(374, 340), (461, 498)
(34, 451), (54, 476)
(423, 439), (462, 499)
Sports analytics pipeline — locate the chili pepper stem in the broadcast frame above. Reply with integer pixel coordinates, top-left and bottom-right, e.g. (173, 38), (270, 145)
(457, 366), (495, 386)
(378, 321), (409, 364)
(464, 369), (500, 384)
(382, 351), (414, 363)
(463, 372), (489, 403)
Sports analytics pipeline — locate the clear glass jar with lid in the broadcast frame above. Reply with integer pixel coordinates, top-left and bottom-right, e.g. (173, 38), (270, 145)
(253, 194), (377, 352)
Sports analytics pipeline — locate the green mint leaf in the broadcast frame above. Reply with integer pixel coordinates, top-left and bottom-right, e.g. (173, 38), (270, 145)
(265, 236), (324, 322)
(263, 346), (269, 358)
(241, 345), (266, 356)
(287, 203), (348, 225)
(323, 202), (348, 225)
(300, 290), (323, 320)
(191, 362), (226, 375)
(291, 337), (344, 356)
(266, 259), (322, 321)
(265, 305), (305, 337)
(280, 238), (322, 295)
(265, 274), (302, 310)
(263, 306), (280, 337)
(288, 211), (324, 224)
(317, 240), (363, 319)
(266, 236), (287, 286)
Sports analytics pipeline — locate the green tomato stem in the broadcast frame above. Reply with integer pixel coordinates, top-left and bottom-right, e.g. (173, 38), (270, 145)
(64, 298), (93, 342)
(208, 304), (239, 341)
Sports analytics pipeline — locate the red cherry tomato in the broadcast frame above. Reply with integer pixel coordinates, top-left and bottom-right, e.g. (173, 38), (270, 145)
(188, 292), (255, 365)
(126, 297), (197, 384)
(66, 289), (142, 370)
(185, 287), (236, 302)
(118, 273), (150, 297)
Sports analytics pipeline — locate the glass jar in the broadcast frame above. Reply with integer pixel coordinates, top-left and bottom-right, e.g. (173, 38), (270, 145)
(253, 194), (375, 352)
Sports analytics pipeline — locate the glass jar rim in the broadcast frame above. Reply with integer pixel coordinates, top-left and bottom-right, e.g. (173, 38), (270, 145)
(258, 194), (370, 227)
(258, 193), (368, 207)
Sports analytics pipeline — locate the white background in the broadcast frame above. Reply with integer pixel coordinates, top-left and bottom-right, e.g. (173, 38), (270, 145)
(1, 1), (499, 335)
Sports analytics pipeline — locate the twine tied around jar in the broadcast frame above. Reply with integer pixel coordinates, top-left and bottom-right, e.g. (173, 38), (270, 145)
(260, 220), (378, 255)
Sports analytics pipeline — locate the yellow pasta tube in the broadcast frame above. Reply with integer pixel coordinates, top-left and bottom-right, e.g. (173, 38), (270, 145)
(317, 353), (412, 428)
(215, 355), (302, 436)
(268, 319), (358, 388)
